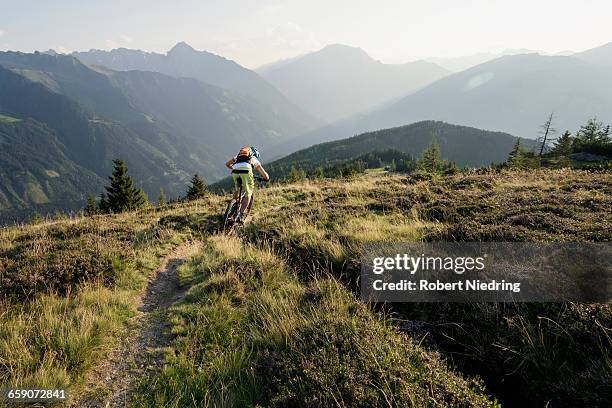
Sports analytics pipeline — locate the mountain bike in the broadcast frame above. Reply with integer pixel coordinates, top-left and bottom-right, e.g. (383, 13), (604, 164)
(223, 175), (267, 234)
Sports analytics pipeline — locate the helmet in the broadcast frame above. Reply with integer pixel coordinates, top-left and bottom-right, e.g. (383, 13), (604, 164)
(250, 146), (260, 159)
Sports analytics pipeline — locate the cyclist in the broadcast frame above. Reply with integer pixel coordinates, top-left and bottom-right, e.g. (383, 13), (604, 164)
(225, 146), (270, 224)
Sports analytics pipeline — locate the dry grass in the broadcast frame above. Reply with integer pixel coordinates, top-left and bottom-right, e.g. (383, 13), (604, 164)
(0, 198), (221, 405)
(1, 170), (609, 407)
(131, 235), (497, 407)
(239, 169), (611, 407)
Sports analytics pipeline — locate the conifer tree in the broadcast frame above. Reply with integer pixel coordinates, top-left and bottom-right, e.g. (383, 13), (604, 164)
(550, 131), (574, 157)
(158, 188), (167, 206)
(186, 174), (207, 201)
(445, 162), (459, 175)
(133, 188), (149, 209)
(314, 166), (325, 180)
(84, 194), (98, 216)
(103, 159), (148, 213)
(99, 193), (109, 214)
(30, 211), (42, 224)
(576, 118), (605, 143)
(506, 138), (525, 168)
(288, 166), (306, 182)
(417, 139), (444, 174)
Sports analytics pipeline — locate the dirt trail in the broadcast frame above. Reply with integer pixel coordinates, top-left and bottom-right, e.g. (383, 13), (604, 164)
(70, 242), (201, 408)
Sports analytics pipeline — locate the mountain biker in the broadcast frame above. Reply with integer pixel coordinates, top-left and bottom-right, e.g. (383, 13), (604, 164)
(225, 146), (270, 224)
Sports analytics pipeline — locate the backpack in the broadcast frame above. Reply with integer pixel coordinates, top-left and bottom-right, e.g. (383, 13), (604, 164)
(235, 147), (253, 164)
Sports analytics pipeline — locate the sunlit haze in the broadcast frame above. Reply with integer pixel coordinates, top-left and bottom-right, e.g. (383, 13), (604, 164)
(2, 0), (612, 67)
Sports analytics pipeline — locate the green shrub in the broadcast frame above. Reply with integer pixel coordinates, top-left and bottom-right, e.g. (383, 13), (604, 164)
(0, 222), (132, 300)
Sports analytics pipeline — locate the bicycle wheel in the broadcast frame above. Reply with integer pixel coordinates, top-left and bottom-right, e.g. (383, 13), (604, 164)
(223, 199), (239, 233)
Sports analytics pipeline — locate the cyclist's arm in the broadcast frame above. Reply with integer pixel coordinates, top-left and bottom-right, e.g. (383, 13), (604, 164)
(255, 164), (270, 181)
(225, 158), (235, 169)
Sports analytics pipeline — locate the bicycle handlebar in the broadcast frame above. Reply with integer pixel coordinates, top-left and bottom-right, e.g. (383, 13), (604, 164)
(255, 176), (269, 183)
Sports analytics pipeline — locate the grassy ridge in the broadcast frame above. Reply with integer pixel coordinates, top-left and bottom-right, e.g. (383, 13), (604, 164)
(132, 235), (496, 407)
(0, 169), (609, 407)
(0, 201), (221, 405)
(237, 169), (611, 407)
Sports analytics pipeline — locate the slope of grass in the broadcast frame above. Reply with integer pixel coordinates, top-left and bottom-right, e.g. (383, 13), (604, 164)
(0, 200), (222, 405)
(131, 235), (497, 407)
(1, 169), (609, 407)
(238, 169), (611, 407)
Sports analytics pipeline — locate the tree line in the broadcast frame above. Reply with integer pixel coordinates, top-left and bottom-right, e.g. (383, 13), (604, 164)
(84, 159), (208, 216)
(506, 116), (612, 169)
(81, 116), (611, 216)
(284, 141), (459, 183)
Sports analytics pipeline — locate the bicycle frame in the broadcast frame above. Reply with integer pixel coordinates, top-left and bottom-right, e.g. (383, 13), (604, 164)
(222, 175), (265, 233)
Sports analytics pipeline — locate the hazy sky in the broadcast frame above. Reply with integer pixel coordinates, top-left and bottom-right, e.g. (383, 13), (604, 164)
(2, 0), (611, 68)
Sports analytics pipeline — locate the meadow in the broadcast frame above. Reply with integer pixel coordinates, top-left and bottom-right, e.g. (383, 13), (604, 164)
(0, 169), (610, 407)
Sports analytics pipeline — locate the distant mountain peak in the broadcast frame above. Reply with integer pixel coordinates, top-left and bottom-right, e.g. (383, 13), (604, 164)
(321, 43), (362, 51)
(168, 41), (196, 55)
(258, 43), (449, 122)
(318, 44), (372, 60)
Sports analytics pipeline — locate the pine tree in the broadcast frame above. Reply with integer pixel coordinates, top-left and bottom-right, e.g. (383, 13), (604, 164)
(84, 194), (98, 216)
(576, 118), (604, 143)
(186, 174), (207, 201)
(314, 166), (325, 180)
(158, 188), (167, 206)
(30, 211), (42, 224)
(445, 162), (459, 175)
(550, 131), (574, 157)
(133, 188), (149, 209)
(573, 118), (612, 154)
(288, 166), (306, 183)
(103, 159), (147, 213)
(98, 193), (109, 214)
(417, 139), (444, 174)
(506, 138), (525, 168)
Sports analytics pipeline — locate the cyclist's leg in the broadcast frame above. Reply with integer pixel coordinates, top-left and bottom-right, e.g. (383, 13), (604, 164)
(231, 173), (242, 201)
(238, 172), (254, 216)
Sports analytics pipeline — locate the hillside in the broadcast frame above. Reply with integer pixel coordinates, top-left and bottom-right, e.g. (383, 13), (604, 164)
(0, 51), (316, 218)
(425, 48), (547, 72)
(574, 41), (612, 67)
(73, 42), (319, 130)
(0, 63), (193, 219)
(276, 50), (612, 154)
(0, 119), (104, 218)
(259, 44), (449, 121)
(1, 169), (609, 407)
(234, 121), (526, 186)
(109, 69), (304, 164)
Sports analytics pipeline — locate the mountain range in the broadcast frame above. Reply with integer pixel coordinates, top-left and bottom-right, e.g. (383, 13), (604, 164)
(257, 44), (449, 122)
(0, 49), (318, 220)
(73, 42), (318, 130)
(2, 41), (611, 221)
(272, 43), (612, 155)
(424, 48), (574, 72)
